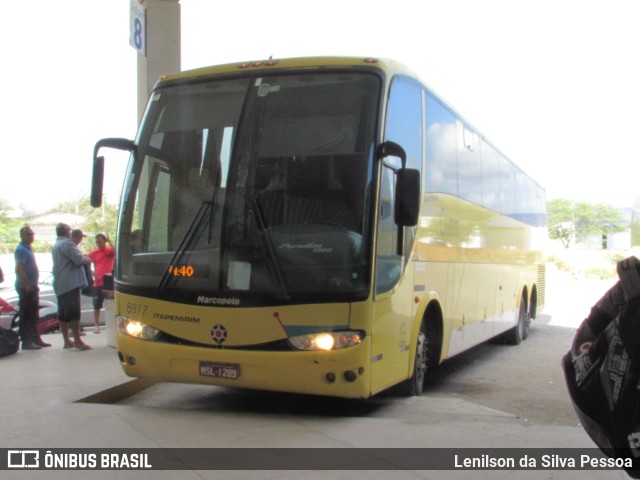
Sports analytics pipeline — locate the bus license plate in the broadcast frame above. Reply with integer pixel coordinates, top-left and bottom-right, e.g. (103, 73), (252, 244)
(199, 361), (240, 380)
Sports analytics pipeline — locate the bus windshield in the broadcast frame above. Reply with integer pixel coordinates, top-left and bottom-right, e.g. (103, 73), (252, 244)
(118, 72), (380, 305)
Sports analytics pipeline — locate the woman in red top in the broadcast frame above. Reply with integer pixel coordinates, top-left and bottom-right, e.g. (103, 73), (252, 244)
(88, 233), (115, 333)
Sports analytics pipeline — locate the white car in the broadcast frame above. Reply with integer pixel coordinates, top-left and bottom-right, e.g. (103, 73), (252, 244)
(0, 272), (100, 332)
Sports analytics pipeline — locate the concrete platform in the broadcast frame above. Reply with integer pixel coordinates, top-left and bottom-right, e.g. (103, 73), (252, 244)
(2, 325), (631, 480)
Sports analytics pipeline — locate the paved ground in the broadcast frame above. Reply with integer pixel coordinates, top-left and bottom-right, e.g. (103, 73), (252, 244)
(1, 264), (631, 480)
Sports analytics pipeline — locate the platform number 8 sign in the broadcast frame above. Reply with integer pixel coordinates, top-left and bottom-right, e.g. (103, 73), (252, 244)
(129, 0), (146, 56)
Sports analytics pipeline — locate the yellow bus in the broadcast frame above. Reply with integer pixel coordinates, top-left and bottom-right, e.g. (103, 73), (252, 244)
(92, 57), (546, 398)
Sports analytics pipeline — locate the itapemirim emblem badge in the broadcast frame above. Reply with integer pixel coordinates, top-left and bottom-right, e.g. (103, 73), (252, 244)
(211, 324), (228, 344)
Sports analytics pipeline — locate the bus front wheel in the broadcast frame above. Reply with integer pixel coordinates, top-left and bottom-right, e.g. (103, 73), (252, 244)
(399, 323), (428, 396)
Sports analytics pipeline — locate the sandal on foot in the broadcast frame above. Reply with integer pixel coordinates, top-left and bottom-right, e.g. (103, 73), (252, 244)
(63, 342), (74, 349)
(75, 343), (92, 351)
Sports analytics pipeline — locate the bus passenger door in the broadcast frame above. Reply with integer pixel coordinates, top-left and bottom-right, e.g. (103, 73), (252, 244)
(370, 75), (424, 394)
(370, 161), (415, 393)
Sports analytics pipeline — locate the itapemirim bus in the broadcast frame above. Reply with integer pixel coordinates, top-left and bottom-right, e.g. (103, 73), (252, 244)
(92, 57), (546, 398)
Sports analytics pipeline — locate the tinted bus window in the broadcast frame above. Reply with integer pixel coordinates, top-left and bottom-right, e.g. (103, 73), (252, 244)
(385, 76), (423, 172)
(425, 93), (457, 196)
(457, 122), (482, 206)
(481, 140), (502, 212)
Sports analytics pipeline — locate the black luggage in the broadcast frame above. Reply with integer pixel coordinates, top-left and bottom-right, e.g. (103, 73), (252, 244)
(81, 263), (94, 297)
(0, 327), (20, 358)
(562, 256), (640, 477)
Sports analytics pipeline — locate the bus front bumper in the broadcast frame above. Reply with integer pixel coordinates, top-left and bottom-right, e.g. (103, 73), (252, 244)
(116, 332), (372, 399)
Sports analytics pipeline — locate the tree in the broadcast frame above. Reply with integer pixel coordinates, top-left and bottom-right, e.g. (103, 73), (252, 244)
(548, 199), (627, 248)
(53, 196), (119, 246)
(0, 198), (21, 253)
(547, 199), (575, 248)
(632, 202), (640, 247)
(0, 196), (121, 254)
(548, 222), (574, 249)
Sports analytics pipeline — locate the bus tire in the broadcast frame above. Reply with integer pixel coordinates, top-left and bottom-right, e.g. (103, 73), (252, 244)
(399, 322), (428, 396)
(505, 295), (528, 345)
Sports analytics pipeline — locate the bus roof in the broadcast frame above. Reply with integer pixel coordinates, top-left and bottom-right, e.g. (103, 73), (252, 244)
(157, 56), (418, 84)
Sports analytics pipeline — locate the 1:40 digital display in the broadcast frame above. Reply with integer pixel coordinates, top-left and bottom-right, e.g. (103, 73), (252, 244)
(168, 265), (195, 277)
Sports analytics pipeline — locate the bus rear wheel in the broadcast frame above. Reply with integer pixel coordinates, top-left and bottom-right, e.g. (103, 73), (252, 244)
(505, 296), (528, 345)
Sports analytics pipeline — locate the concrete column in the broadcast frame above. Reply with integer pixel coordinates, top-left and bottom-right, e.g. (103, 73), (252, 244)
(136, 0), (181, 121)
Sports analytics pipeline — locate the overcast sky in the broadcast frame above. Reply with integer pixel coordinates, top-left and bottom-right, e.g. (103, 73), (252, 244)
(1, 0), (638, 214)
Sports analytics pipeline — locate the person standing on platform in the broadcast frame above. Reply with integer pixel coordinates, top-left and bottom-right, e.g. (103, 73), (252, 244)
(14, 226), (50, 350)
(71, 229), (86, 246)
(88, 233), (115, 334)
(52, 223), (92, 350)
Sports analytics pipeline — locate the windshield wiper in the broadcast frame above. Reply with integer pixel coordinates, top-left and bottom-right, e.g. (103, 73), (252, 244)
(158, 201), (213, 290)
(250, 196), (289, 301)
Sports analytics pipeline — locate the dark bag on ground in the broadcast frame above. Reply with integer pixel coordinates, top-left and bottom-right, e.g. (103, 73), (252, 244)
(0, 327), (20, 358)
(81, 264), (94, 297)
(562, 256), (640, 477)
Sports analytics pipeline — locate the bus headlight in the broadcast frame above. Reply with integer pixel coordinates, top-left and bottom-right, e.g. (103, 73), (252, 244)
(288, 331), (364, 351)
(116, 316), (160, 340)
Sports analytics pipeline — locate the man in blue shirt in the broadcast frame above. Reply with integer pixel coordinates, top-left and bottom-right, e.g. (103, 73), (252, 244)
(15, 226), (50, 349)
(52, 223), (92, 350)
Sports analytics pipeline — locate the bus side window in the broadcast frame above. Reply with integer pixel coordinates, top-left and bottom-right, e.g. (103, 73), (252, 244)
(375, 162), (402, 293)
(376, 76), (424, 294)
(147, 166), (171, 252)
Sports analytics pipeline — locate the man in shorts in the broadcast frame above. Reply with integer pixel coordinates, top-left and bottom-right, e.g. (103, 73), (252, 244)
(52, 223), (92, 350)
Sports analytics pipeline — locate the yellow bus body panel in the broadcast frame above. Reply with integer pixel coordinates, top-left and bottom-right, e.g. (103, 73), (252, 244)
(116, 294), (373, 398)
(117, 293), (351, 347)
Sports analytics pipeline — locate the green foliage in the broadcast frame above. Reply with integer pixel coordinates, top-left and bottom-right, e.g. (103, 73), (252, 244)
(0, 196), (119, 254)
(547, 198), (627, 248)
(547, 251), (623, 280)
(548, 223), (573, 249)
(633, 209), (640, 247)
(0, 198), (21, 253)
(58, 196), (119, 240)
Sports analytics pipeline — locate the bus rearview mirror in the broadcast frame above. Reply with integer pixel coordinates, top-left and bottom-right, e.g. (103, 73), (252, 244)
(91, 156), (105, 207)
(379, 141), (407, 168)
(395, 168), (420, 227)
(91, 138), (136, 207)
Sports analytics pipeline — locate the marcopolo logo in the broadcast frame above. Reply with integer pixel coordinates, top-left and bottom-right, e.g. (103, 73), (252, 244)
(8, 450), (39, 468)
(197, 296), (241, 306)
